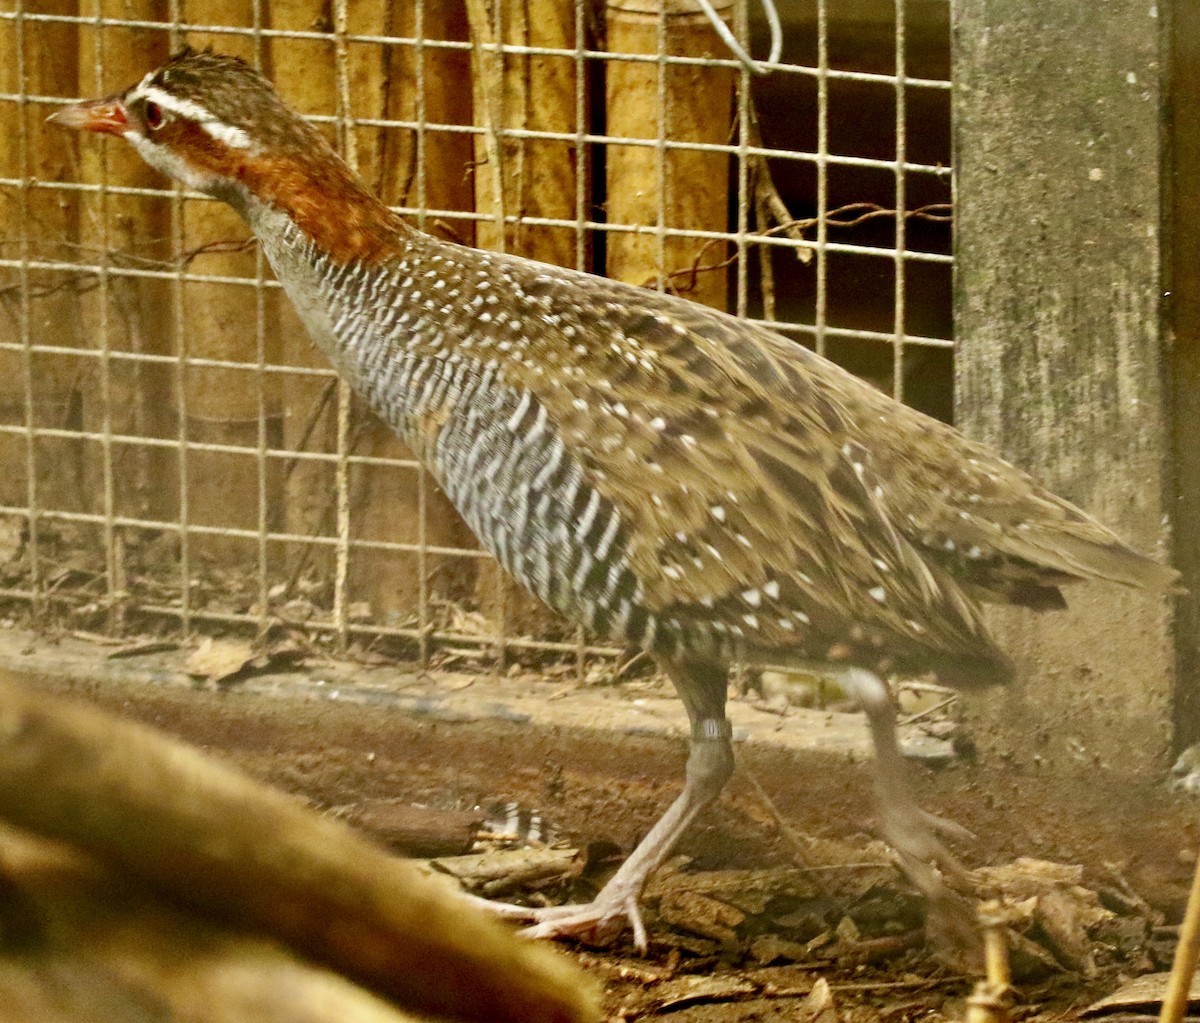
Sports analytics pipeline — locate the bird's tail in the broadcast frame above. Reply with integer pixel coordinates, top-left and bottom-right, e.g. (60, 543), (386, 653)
(1015, 518), (1182, 594)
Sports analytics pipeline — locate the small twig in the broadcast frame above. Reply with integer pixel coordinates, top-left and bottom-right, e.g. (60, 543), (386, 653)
(430, 218), (470, 246)
(737, 763), (849, 912)
(652, 239), (739, 294)
(755, 188), (778, 320)
(280, 378), (339, 488)
(177, 236), (258, 267)
(647, 196), (949, 303)
(281, 412), (373, 601)
(746, 104), (812, 263)
(898, 681), (958, 695)
(831, 975), (958, 993)
(0, 235), (261, 317)
(605, 650), (651, 686)
(899, 694), (959, 727)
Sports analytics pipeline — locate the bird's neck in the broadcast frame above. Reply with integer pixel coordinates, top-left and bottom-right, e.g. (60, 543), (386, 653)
(234, 149), (413, 265)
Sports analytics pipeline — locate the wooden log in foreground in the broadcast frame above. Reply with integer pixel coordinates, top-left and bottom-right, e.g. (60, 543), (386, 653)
(0, 824), (423, 1023)
(0, 679), (597, 1023)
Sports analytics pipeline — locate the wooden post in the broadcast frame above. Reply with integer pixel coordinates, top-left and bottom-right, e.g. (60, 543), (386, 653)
(952, 1), (1177, 775)
(346, 2), (479, 629)
(270, 2), (478, 634)
(605, 0), (734, 310)
(267, 0), (340, 594)
(1167, 1), (1200, 750)
(377, 2), (476, 239)
(0, 7), (81, 514)
(470, 0), (581, 266)
(468, 0), (585, 643)
(76, 10), (173, 530)
(177, 7), (282, 563)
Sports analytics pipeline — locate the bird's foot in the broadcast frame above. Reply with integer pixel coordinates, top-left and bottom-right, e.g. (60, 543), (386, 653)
(882, 803), (972, 883)
(468, 883), (650, 951)
(520, 892), (648, 950)
(877, 801), (983, 966)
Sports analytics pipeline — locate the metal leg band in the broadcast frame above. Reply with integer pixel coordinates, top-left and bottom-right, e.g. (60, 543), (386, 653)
(691, 718), (733, 742)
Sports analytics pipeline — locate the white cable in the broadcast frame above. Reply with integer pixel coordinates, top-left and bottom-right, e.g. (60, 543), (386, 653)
(693, 0), (783, 76)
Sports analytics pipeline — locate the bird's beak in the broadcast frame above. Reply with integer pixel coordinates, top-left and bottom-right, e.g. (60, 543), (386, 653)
(47, 97), (129, 137)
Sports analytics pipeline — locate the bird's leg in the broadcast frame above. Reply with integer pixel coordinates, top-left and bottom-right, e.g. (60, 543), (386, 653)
(478, 659), (734, 951)
(836, 667), (979, 951)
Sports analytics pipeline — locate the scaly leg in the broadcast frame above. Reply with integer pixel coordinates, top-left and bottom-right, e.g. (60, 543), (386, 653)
(836, 666), (979, 951)
(477, 658), (734, 950)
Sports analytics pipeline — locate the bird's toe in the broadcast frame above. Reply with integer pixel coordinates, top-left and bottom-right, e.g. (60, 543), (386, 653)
(472, 890), (648, 950)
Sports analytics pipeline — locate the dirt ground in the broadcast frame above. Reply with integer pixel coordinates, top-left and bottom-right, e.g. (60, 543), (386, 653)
(1, 625), (1198, 1022)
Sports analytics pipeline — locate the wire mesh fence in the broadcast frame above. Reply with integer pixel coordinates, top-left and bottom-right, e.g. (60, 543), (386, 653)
(0, 0), (952, 675)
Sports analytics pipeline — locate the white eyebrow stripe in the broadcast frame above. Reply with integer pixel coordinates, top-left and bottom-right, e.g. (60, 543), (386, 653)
(132, 84), (253, 150)
(201, 119), (254, 150)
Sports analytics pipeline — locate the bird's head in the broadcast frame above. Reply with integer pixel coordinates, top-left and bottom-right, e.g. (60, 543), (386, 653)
(50, 47), (320, 202)
(51, 47), (404, 262)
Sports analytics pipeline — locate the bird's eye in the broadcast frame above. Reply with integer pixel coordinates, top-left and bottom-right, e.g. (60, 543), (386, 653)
(144, 101), (164, 129)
